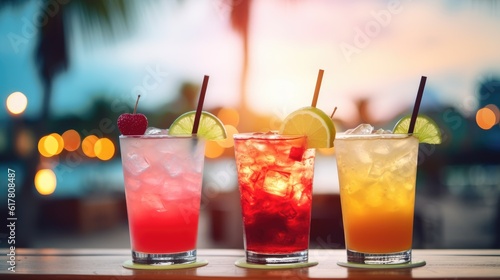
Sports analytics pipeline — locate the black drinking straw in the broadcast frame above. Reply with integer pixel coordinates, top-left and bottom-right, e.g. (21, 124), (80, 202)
(192, 75), (209, 135)
(330, 107), (338, 119)
(408, 76), (427, 134)
(311, 69), (324, 107)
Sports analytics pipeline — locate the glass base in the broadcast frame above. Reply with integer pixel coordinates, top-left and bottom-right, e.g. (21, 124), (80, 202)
(246, 250), (308, 264)
(347, 249), (411, 265)
(132, 249), (196, 265)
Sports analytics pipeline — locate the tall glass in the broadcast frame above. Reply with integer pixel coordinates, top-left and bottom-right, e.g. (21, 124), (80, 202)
(335, 133), (419, 264)
(119, 135), (205, 265)
(233, 133), (316, 264)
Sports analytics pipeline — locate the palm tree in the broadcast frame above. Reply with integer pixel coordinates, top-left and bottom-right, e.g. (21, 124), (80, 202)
(1, 0), (254, 246)
(0, 0), (142, 246)
(229, 0), (251, 117)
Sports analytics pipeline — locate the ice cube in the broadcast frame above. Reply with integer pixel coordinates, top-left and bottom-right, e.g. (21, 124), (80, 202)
(345, 124), (374, 135)
(124, 152), (150, 175)
(142, 169), (166, 186)
(256, 154), (276, 165)
(182, 172), (203, 192)
(372, 142), (390, 155)
(124, 177), (141, 192)
(237, 154), (255, 165)
(162, 181), (183, 200)
(145, 127), (169, 135)
(344, 182), (362, 195)
(368, 160), (387, 178)
(373, 128), (392, 134)
(237, 166), (261, 187)
(141, 193), (167, 212)
(163, 159), (183, 177)
(390, 152), (417, 177)
(292, 184), (311, 206)
(263, 170), (291, 197)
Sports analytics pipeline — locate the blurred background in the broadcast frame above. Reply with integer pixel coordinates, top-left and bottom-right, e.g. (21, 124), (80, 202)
(1, 0), (499, 250)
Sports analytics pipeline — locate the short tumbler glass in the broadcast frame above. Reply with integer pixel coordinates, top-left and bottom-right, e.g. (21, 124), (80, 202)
(233, 133), (316, 264)
(335, 133), (419, 264)
(119, 135), (205, 265)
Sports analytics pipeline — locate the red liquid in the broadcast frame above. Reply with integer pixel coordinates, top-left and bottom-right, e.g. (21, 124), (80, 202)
(234, 134), (315, 254)
(126, 197), (200, 253)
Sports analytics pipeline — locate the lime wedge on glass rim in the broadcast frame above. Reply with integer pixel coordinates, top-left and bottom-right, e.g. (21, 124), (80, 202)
(279, 106), (336, 148)
(168, 111), (227, 140)
(393, 115), (442, 144)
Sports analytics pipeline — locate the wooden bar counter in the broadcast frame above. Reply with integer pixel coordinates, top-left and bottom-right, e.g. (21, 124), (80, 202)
(1, 248), (499, 279)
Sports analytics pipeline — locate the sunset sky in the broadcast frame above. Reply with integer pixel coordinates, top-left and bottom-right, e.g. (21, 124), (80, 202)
(1, 0), (500, 128)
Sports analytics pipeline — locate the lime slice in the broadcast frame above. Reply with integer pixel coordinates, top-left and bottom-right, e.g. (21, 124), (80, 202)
(169, 111), (227, 140)
(279, 106), (336, 148)
(393, 115), (442, 144)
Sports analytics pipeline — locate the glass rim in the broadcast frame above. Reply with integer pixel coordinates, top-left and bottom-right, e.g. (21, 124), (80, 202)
(233, 132), (306, 140)
(119, 134), (199, 139)
(335, 133), (414, 140)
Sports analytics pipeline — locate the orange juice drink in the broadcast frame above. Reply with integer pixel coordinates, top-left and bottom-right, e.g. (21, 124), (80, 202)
(335, 133), (418, 264)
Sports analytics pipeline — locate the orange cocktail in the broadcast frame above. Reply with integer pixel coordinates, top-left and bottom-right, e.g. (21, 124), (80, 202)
(335, 133), (418, 264)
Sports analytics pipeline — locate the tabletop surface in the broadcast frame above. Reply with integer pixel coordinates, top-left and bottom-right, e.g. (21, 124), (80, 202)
(1, 248), (499, 279)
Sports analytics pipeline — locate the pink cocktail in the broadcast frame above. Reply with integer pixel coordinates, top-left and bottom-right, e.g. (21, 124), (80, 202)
(233, 133), (315, 264)
(119, 135), (205, 265)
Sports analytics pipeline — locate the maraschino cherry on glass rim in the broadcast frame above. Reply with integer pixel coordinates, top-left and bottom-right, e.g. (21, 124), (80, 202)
(117, 95), (148, 135)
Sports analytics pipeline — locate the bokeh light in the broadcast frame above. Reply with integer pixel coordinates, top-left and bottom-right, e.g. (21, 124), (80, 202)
(205, 141), (224, 159)
(38, 134), (65, 157)
(34, 169), (57, 195)
(217, 125), (238, 148)
(50, 133), (64, 155)
(62, 129), (81, 151)
(38, 136), (52, 158)
(485, 104), (500, 125)
(44, 135), (59, 156)
(15, 128), (35, 157)
(47, 134), (64, 156)
(94, 138), (115, 160)
(217, 107), (240, 127)
(6, 91), (28, 115)
(82, 135), (99, 158)
(476, 107), (496, 130)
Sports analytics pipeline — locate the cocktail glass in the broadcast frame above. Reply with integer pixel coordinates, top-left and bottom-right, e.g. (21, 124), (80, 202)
(119, 135), (205, 265)
(335, 133), (419, 264)
(233, 133), (316, 264)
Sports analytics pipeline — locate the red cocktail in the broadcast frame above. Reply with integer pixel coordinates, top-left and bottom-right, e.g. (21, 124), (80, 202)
(120, 135), (205, 265)
(233, 133), (315, 264)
